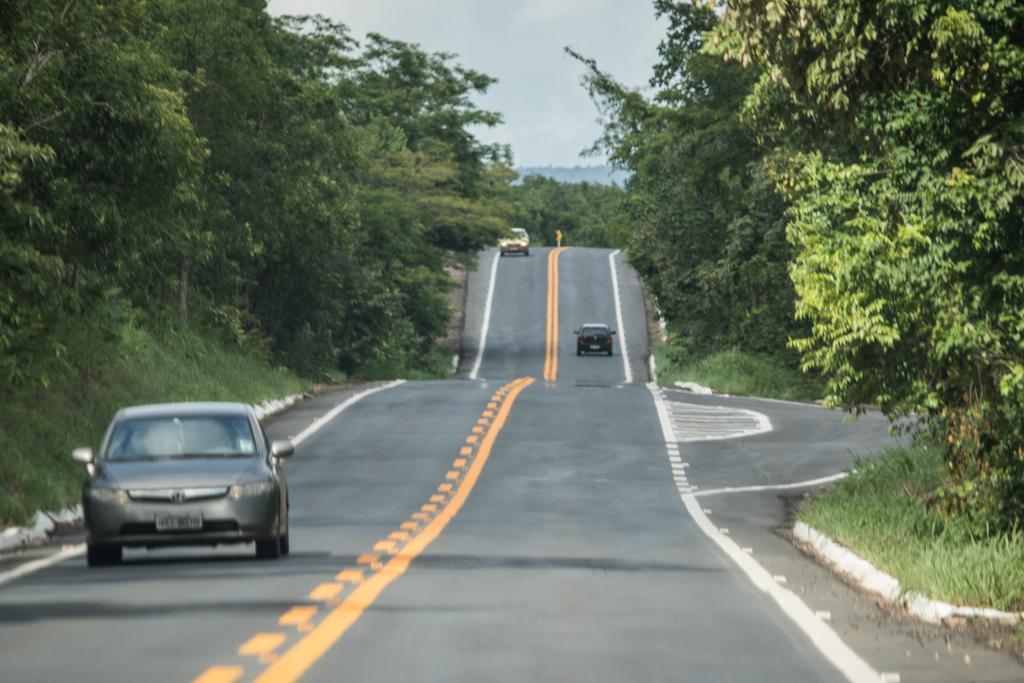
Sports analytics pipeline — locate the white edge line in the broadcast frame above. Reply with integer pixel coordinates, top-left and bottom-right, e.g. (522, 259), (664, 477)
(648, 384), (881, 683)
(291, 379), (405, 447)
(696, 472), (848, 497)
(609, 250), (632, 384)
(648, 382), (677, 444)
(469, 249), (500, 380)
(0, 545), (85, 588)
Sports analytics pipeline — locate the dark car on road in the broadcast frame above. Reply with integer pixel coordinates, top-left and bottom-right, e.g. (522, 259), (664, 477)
(73, 402), (294, 566)
(575, 323), (616, 356)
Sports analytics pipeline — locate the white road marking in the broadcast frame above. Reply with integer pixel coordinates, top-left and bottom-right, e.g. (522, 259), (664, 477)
(0, 545), (85, 588)
(469, 249), (500, 380)
(291, 380), (405, 446)
(609, 250), (632, 384)
(649, 382), (677, 444)
(695, 472), (849, 498)
(647, 384), (882, 683)
(664, 400), (772, 442)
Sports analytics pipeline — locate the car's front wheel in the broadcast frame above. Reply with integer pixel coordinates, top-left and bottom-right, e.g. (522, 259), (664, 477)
(280, 532), (290, 556)
(86, 543), (122, 567)
(255, 536), (282, 559)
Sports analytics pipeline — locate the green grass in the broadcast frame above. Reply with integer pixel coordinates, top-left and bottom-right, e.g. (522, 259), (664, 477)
(354, 344), (456, 381)
(0, 314), (310, 527)
(652, 344), (824, 402)
(799, 445), (1024, 612)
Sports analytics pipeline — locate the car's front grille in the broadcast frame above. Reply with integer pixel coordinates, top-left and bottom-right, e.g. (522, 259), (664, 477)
(127, 487), (229, 503)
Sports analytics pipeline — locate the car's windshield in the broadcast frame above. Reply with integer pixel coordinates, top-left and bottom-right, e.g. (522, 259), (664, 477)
(581, 326), (608, 336)
(105, 414), (257, 461)
(511, 228), (527, 238)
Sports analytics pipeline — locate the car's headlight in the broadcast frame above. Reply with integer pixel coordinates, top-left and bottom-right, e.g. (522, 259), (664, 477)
(88, 486), (128, 504)
(229, 480), (275, 500)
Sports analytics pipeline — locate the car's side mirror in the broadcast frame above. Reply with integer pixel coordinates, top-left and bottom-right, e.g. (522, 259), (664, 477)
(573, 330), (580, 335)
(72, 447), (94, 465)
(611, 330), (617, 335)
(271, 440), (295, 459)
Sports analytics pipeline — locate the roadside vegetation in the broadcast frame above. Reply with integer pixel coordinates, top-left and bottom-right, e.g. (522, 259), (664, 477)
(652, 344), (822, 403)
(575, 0), (1024, 612)
(0, 302), (306, 525)
(1, 1), (510, 387)
(799, 445), (1024, 613)
(0, 1), (504, 525)
(569, 1), (808, 396)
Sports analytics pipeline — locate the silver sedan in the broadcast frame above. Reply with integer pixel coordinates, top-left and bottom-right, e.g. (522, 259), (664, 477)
(73, 402), (294, 566)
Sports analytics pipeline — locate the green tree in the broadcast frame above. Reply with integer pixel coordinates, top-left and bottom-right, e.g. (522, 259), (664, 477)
(709, 0), (1024, 530)
(570, 0), (800, 357)
(0, 0), (513, 384)
(507, 175), (627, 248)
(0, 0), (205, 382)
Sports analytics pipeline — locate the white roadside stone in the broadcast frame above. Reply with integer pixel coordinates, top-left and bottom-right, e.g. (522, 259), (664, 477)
(252, 393), (305, 421)
(794, 522), (1022, 626)
(674, 381), (713, 395)
(0, 505), (82, 553)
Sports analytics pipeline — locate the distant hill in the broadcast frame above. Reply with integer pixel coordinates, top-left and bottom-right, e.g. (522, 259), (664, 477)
(515, 165), (631, 187)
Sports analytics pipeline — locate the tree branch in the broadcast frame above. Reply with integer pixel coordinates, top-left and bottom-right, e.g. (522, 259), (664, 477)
(23, 109), (66, 133)
(24, 47), (61, 87)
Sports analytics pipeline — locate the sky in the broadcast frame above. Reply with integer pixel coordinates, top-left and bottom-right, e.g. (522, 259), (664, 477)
(266, 0), (667, 167)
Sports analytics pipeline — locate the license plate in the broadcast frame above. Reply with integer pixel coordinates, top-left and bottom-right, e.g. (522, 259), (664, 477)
(155, 513), (202, 532)
(590, 344), (601, 350)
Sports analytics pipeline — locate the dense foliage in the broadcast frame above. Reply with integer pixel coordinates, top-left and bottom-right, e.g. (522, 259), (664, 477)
(708, 0), (1024, 531)
(0, 0), (511, 383)
(570, 1), (805, 359)
(507, 174), (627, 248)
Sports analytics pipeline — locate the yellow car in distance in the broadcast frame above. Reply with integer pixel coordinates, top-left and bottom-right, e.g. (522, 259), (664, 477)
(499, 227), (530, 256)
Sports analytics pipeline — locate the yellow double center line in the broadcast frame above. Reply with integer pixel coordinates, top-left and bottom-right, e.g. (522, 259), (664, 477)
(195, 376), (535, 683)
(544, 247), (567, 383)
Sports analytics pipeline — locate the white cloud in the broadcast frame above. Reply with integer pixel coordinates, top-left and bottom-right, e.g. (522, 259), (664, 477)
(267, 0), (666, 166)
(515, 0), (616, 25)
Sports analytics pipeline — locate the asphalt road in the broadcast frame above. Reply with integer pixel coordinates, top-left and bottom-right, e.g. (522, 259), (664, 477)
(0, 246), (1021, 682)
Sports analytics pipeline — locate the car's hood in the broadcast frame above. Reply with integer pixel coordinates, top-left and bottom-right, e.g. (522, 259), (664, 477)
(99, 458), (260, 489)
